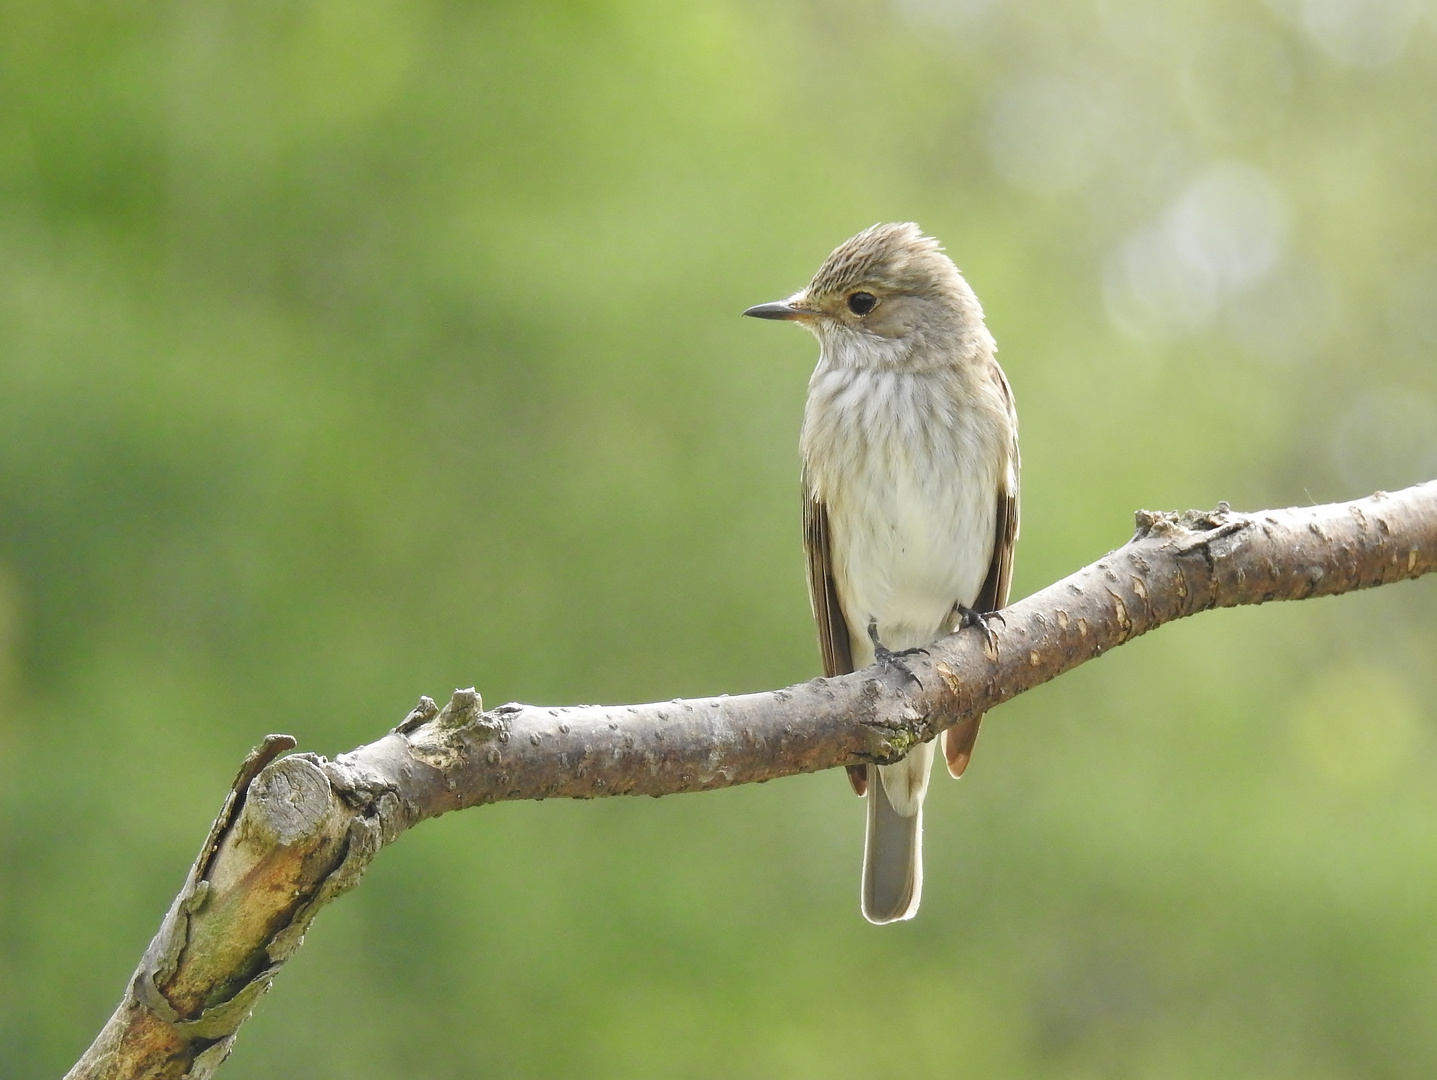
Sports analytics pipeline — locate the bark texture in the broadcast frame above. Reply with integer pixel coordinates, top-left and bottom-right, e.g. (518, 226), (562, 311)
(65, 482), (1437, 1080)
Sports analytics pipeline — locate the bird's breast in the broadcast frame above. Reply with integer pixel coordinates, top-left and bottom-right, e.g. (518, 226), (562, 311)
(802, 366), (1005, 658)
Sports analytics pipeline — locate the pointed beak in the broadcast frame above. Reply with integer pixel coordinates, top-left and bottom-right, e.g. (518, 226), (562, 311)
(742, 298), (817, 321)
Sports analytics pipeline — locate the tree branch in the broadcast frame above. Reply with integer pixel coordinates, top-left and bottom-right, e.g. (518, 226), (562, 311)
(66, 482), (1437, 1080)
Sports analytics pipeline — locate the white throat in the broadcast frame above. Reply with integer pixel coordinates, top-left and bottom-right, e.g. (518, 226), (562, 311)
(813, 326), (912, 372)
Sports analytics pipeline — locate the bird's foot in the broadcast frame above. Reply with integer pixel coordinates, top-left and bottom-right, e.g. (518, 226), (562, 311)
(867, 619), (926, 687)
(955, 604), (1004, 652)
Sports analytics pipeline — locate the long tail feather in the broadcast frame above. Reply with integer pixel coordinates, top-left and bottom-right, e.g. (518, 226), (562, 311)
(860, 743), (933, 923)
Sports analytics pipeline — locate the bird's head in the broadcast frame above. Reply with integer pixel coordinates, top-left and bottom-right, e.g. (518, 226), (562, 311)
(743, 222), (991, 371)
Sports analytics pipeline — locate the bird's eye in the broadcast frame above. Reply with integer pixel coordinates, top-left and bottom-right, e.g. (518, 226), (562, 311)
(846, 291), (877, 316)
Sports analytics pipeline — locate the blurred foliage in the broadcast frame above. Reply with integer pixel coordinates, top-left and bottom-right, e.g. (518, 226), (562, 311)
(1, 0), (1436, 1076)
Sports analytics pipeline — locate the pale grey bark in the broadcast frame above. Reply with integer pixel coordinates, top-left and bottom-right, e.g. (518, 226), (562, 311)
(65, 482), (1437, 1080)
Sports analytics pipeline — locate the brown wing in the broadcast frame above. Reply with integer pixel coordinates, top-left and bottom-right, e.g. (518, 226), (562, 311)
(803, 480), (867, 795)
(803, 488), (852, 680)
(943, 368), (1020, 779)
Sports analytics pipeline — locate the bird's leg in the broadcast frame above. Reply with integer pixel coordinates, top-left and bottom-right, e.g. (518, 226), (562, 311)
(954, 603), (1003, 651)
(866, 619), (925, 687)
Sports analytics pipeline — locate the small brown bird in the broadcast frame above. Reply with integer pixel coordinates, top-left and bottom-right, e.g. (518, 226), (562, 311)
(745, 223), (1019, 923)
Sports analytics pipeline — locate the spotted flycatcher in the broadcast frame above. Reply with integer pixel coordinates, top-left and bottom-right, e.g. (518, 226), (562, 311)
(745, 223), (1019, 923)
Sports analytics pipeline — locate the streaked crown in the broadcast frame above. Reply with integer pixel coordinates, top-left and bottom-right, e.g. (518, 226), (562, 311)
(806, 222), (962, 303)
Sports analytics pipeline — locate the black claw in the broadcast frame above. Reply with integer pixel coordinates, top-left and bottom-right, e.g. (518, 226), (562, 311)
(956, 604), (1003, 651)
(866, 619), (925, 687)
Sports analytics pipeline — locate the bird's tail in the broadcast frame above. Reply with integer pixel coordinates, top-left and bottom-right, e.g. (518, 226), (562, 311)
(860, 741), (933, 923)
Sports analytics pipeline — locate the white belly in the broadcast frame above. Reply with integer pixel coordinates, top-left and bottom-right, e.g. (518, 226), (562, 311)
(803, 367), (1002, 667)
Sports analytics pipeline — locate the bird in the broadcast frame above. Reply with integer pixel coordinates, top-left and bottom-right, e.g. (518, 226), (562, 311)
(744, 223), (1019, 923)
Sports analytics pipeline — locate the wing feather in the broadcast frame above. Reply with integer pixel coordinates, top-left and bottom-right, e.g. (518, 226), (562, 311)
(803, 478), (866, 795)
(943, 367), (1020, 778)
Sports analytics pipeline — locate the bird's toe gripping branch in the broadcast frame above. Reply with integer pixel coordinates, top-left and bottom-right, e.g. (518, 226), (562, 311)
(866, 619), (928, 688)
(955, 603), (1004, 652)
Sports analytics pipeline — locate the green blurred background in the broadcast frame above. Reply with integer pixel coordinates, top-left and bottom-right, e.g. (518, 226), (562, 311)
(2, 0), (1436, 1076)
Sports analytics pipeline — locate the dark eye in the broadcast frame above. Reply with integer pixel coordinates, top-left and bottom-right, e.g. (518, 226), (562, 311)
(846, 291), (877, 316)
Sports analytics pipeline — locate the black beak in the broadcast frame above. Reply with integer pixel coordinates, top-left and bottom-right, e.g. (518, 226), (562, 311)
(742, 300), (814, 321)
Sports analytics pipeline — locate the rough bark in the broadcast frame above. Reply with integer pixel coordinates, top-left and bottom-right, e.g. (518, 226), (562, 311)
(65, 482), (1437, 1080)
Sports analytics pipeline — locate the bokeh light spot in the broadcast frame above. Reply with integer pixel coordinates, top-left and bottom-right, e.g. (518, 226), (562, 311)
(1299, 0), (1424, 68)
(1104, 161), (1290, 342)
